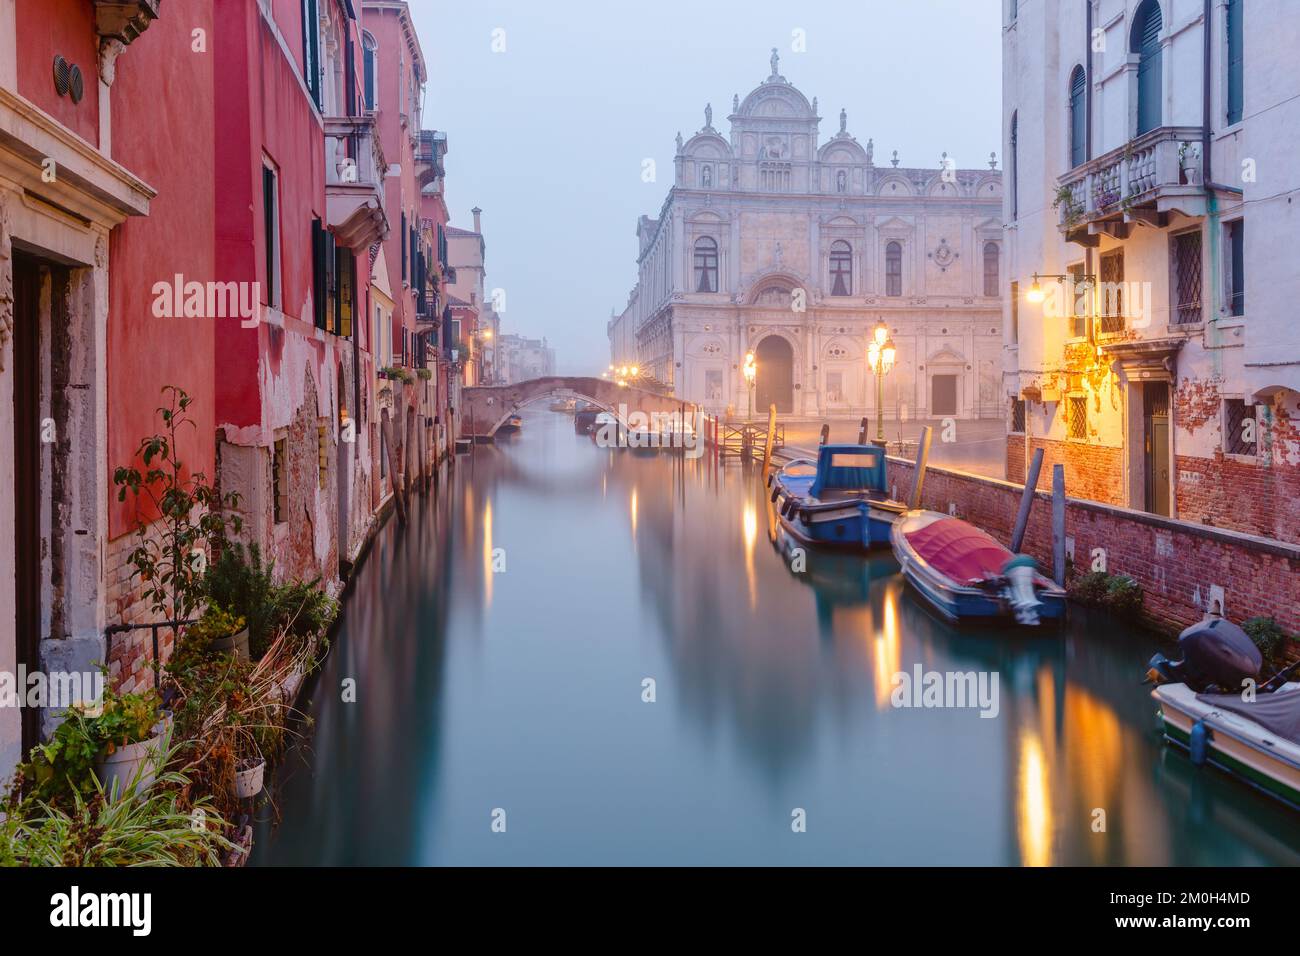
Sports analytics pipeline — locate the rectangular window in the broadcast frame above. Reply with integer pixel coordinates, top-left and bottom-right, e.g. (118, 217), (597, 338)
(1171, 229), (1203, 325)
(1099, 249), (1124, 334)
(1226, 0), (1244, 125)
(1226, 220), (1245, 316)
(1068, 263), (1090, 339)
(337, 249), (354, 337)
(1223, 398), (1257, 456)
(1009, 280), (1019, 344)
(1067, 394), (1088, 440)
(826, 372), (844, 404)
(272, 438), (288, 524)
(311, 218), (334, 330)
(1010, 398), (1026, 434)
(317, 421), (328, 490)
(301, 0), (321, 108)
(400, 212), (407, 282)
(262, 163), (280, 308)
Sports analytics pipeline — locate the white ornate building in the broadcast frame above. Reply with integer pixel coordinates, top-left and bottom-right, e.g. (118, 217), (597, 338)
(609, 52), (1005, 420)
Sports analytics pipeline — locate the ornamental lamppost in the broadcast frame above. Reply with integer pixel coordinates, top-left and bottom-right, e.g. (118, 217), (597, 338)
(866, 320), (896, 446)
(742, 351), (757, 420)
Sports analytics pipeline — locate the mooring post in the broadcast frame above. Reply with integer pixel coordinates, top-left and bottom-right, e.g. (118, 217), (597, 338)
(381, 408), (407, 526)
(819, 423), (830, 446)
(908, 425), (932, 510)
(857, 416), (869, 445)
(1009, 447), (1045, 553)
(1052, 464), (1066, 586)
(761, 404), (778, 478)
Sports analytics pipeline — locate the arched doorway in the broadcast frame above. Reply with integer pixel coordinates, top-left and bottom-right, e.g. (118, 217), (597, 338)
(755, 336), (794, 414)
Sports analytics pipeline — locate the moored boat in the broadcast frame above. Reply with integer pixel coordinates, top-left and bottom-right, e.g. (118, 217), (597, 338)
(498, 414), (523, 433)
(889, 510), (1066, 625)
(1148, 615), (1300, 809)
(767, 444), (906, 550)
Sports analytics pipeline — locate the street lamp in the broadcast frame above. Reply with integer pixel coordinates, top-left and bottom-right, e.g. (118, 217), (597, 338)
(742, 351), (757, 420)
(866, 320), (896, 445)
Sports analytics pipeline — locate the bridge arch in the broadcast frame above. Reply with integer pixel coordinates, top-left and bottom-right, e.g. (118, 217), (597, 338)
(460, 376), (696, 439)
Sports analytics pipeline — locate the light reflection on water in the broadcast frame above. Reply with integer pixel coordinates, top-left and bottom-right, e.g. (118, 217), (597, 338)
(255, 408), (1300, 866)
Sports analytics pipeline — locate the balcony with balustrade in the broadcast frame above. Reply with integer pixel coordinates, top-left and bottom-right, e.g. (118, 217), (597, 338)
(325, 115), (388, 250)
(1056, 126), (1206, 246)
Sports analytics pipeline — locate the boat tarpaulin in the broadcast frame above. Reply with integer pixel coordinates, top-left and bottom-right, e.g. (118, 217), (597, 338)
(905, 517), (1010, 585)
(1197, 687), (1300, 745)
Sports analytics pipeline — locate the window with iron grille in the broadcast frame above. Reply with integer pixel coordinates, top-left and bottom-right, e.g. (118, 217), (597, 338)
(1010, 398), (1026, 434)
(1098, 249), (1124, 333)
(272, 438), (288, 524)
(1068, 263), (1090, 338)
(317, 422), (328, 490)
(1223, 399), (1258, 456)
(1171, 229), (1202, 325)
(1067, 395), (1088, 440)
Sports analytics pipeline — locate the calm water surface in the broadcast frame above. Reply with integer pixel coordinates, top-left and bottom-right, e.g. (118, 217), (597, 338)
(255, 408), (1300, 865)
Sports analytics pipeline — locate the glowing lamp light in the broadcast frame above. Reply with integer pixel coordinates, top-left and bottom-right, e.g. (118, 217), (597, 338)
(630, 366), (639, 377)
(1026, 276), (1046, 305)
(742, 351), (757, 385)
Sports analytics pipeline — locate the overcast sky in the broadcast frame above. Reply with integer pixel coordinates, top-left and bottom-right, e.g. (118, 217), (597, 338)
(411, 0), (1003, 375)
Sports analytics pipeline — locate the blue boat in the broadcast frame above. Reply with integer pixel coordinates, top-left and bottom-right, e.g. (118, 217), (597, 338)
(766, 443), (906, 550)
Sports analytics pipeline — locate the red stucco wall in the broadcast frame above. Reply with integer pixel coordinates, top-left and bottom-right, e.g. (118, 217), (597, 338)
(106, 1), (216, 538)
(16, 0), (98, 145)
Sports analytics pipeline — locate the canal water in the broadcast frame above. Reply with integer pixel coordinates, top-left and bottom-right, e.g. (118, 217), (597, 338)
(255, 407), (1300, 866)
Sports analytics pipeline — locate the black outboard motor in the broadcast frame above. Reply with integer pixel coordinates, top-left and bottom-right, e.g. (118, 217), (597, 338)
(1148, 615), (1262, 693)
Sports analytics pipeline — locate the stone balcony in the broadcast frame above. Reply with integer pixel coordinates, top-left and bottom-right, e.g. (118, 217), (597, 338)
(325, 115), (388, 249)
(1057, 126), (1206, 246)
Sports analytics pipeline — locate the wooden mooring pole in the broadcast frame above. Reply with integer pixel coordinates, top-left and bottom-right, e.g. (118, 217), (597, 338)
(908, 425), (932, 511)
(857, 416), (869, 445)
(819, 423), (830, 446)
(1052, 464), (1067, 586)
(1009, 447), (1045, 553)
(761, 404), (778, 480)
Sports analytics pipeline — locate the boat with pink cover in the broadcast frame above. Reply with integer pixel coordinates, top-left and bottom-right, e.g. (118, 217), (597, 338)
(890, 510), (1067, 626)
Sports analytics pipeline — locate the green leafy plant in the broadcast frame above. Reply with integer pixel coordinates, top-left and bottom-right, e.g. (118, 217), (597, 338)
(186, 604), (246, 644)
(204, 542), (278, 658)
(1, 759), (233, 867)
(416, 367), (433, 380)
(1243, 616), (1290, 667)
(113, 386), (243, 623)
(20, 689), (163, 806)
(1052, 185), (1084, 227)
(1068, 570), (1111, 605)
(1104, 574), (1143, 620)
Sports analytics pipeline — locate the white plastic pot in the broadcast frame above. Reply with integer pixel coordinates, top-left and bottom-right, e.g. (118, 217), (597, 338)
(234, 758), (266, 799)
(208, 626), (251, 661)
(95, 713), (172, 799)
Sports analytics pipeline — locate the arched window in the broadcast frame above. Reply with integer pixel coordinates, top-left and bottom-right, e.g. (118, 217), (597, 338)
(1009, 111), (1019, 219)
(1069, 65), (1087, 168)
(693, 237), (718, 293)
(362, 31), (378, 111)
(885, 242), (903, 297)
(829, 241), (852, 296)
(983, 242), (1000, 297)
(1132, 0), (1163, 136)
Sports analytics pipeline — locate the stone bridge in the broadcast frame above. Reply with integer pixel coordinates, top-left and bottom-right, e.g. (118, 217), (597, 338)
(459, 377), (696, 439)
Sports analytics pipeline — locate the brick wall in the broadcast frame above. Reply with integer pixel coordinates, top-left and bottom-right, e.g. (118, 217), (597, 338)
(104, 527), (177, 694)
(1019, 437), (1124, 505)
(1175, 452), (1300, 546)
(1006, 435), (1026, 483)
(888, 456), (1300, 636)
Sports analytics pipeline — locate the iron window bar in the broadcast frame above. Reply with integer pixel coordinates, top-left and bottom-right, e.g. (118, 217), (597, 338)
(103, 618), (195, 693)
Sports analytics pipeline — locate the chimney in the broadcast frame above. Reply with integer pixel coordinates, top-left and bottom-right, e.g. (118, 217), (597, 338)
(472, 206), (482, 234)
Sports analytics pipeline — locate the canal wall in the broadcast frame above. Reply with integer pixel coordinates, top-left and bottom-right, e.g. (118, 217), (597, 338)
(884, 456), (1300, 637)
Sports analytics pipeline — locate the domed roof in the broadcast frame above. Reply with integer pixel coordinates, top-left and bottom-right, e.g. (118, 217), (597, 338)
(733, 48), (817, 121)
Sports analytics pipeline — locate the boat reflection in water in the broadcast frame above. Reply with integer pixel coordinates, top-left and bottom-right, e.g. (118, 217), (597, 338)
(255, 408), (1300, 866)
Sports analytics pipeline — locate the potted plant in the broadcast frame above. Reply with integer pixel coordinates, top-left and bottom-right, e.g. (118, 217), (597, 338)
(417, 368), (433, 380)
(187, 604), (250, 661)
(234, 751), (266, 799)
(22, 688), (171, 803)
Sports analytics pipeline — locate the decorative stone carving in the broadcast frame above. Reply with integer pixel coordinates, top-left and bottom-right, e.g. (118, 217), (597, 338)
(94, 1), (160, 86)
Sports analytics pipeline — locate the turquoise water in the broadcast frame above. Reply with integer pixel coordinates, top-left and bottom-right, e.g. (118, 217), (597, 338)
(255, 408), (1300, 865)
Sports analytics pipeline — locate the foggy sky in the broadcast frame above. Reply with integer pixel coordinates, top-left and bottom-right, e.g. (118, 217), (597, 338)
(412, 0), (1003, 374)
